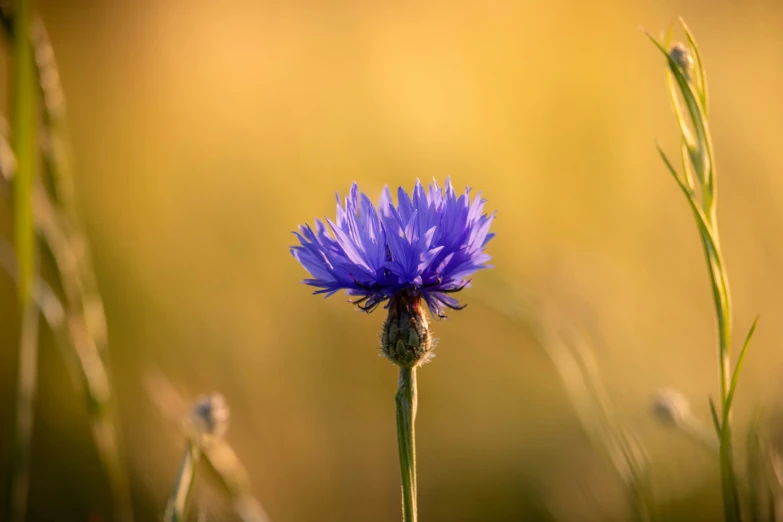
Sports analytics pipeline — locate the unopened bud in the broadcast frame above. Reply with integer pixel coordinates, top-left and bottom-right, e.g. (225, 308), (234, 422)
(669, 43), (694, 81)
(651, 388), (691, 426)
(381, 292), (433, 368)
(191, 393), (230, 439)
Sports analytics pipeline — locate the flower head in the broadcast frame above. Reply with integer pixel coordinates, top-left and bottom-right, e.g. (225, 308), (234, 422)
(291, 178), (496, 318)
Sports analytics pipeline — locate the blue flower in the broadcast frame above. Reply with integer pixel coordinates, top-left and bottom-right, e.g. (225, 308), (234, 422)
(291, 178), (496, 317)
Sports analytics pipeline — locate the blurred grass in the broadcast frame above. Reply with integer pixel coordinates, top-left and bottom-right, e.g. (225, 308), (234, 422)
(1, 1), (783, 521)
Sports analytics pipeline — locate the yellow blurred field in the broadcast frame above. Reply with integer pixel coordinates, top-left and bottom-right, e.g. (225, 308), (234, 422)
(2, 1), (783, 520)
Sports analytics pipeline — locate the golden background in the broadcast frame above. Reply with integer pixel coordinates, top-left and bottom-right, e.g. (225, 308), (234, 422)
(2, 0), (783, 520)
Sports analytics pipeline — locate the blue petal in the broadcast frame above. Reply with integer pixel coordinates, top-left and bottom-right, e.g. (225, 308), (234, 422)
(291, 178), (496, 315)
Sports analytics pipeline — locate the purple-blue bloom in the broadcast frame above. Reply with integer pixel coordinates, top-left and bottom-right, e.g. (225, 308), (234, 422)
(291, 178), (496, 317)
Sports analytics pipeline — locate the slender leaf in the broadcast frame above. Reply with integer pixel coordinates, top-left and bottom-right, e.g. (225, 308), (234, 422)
(709, 397), (722, 435)
(723, 317), (759, 424)
(680, 18), (708, 111)
(647, 33), (713, 195)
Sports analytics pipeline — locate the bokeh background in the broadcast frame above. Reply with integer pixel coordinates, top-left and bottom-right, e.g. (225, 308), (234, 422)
(2, 0), (783, 520)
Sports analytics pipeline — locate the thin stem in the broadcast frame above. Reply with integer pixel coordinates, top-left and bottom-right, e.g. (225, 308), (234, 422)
(395, 366), (418, 522)
(700, 200), (740, 522)
(11, 0), (36, 305)
(7, 298), (40, 522)
(163, 440), (200, 522)
(7, 0), (39, 515)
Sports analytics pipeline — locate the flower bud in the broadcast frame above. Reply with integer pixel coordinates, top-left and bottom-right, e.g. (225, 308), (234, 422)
(381, 292), (433, 368)
(669, 43), (694, 81)
(651, 388), (691, 426)
(190, 393), (230, 439)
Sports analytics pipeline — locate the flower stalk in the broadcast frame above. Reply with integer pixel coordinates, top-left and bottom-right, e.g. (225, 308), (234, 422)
(395, 366), (418, 522)
(163, 440), (200, 522)
(383, 292), (429, 521)
(649, 19), (759, 522)
(164, 394), (230, 522)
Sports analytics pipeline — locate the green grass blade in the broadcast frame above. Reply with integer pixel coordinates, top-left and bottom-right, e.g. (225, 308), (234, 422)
(723, 317), (759, 424)
(656, 146), (732, 342)
(648, 30), (695, 151)
(680, 18), (708, 112)
(656, 144), (683, 187)
(655, 145), (718, 251)
(647, 33), (713, 194)
(680, 138), (695, 192)
(658, 27), (697, 159)
(709, 397), (721, 435)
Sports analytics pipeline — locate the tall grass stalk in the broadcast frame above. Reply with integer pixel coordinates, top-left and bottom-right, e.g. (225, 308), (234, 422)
(648, 19), (759, 522)
(11, 0), (35, 305)
(5, 0), (40, 521)
(1, 9), (134, 521)
(478, 284), (655, 522)
(33, 180), (134, 522)
(33, 16), (134, 522)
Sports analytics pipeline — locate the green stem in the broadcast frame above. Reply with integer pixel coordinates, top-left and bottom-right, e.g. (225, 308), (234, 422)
(395, 366), (418, 522)
(7, 1), (39, 518)
(653, 25), (745, 521)
(11, 0), (36, 306)
(163, 440), (200, 522)
(699, 227), (741, 522)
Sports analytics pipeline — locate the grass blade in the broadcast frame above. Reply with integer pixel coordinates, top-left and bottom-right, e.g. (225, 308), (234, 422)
(723, 317), (759, 423)
(709, 397), (722, 436)
(647, 32), (713, 195)
(680, 18), (708, 111)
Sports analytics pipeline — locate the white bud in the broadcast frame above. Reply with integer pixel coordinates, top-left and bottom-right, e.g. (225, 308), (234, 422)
(191, 393), (230, 439)
(669, 43), (694, 81)
(651, 388), (691, 426)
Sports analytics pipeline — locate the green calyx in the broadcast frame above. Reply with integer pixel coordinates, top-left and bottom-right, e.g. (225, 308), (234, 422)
(381, 292), (433, 368)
